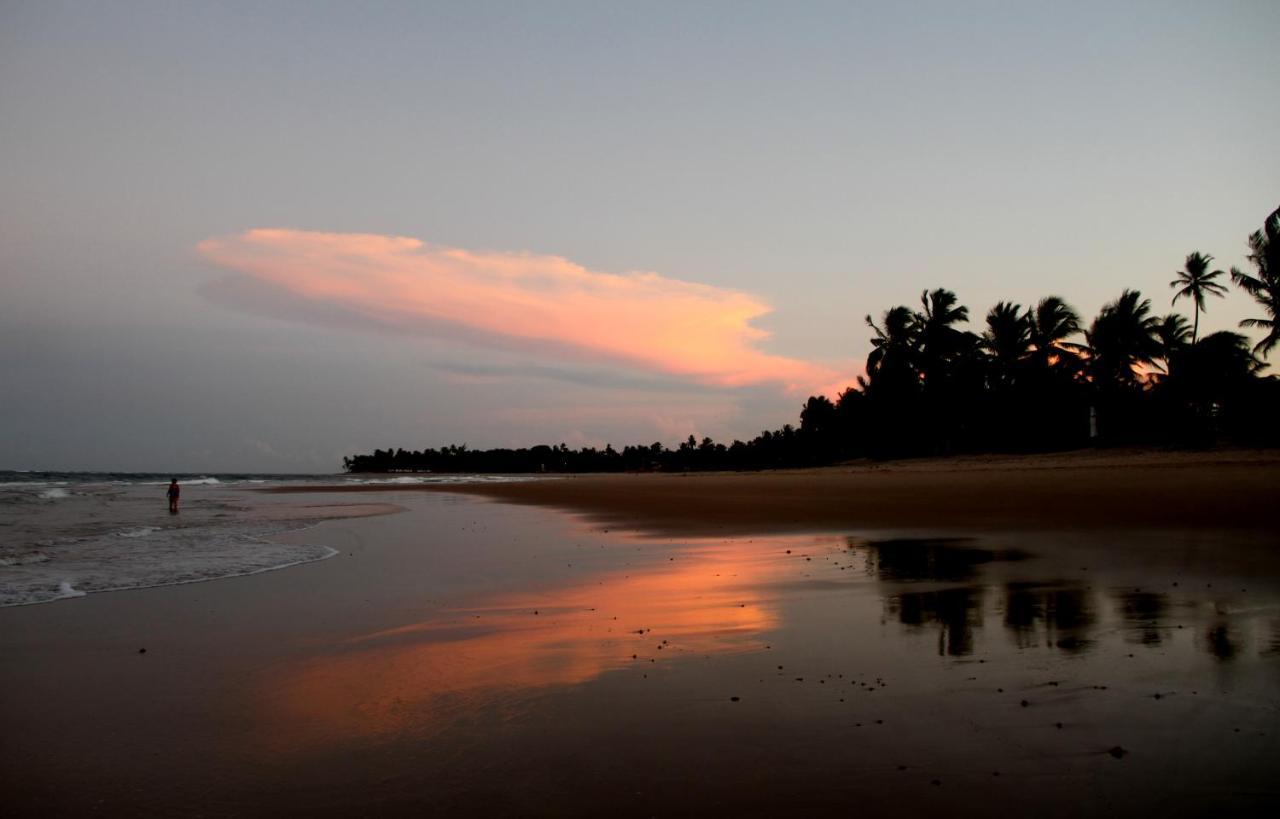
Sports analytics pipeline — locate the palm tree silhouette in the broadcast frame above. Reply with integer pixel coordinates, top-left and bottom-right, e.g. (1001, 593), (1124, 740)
(1230, 205), (1280, 358)
(864, 306), (919, 394)
(914, 288), (974, 389)
(799, 395), (837, 438)
(1086, 290), (1162, 389)
(1154, 312), (1192, 372)
(1189, 331), (1265, 382)
(982, 301), (1031, 389)
(1169, 252), (1227, 344)
(1163, 330), (1264, 440)
(1027, 296), (1084, 376)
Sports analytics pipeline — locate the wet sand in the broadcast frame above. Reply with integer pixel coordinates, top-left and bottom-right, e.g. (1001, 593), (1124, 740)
(4, 453), (1280, 817)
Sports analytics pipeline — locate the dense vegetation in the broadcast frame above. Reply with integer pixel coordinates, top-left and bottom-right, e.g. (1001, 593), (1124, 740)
(344, 206), (1280, 473)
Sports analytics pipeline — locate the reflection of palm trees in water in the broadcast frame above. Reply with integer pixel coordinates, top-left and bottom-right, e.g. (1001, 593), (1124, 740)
(890, 587), (984, 656)
(1204, 623), (1238, 661)
(887, 581), (1097, 658)
(1117, 591), (1168, 645)
(1264, 620), (1280, 656)
(852, 537), (1255, 661)
(1003, 582), (1094, 652)
(855, 538), (1058, 657)
(855, 537), (1026, 583)
(1204, 617), (1280, 661)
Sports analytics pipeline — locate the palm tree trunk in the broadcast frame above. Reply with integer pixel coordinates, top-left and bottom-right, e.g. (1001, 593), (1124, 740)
(1193, 304), (1199, 345)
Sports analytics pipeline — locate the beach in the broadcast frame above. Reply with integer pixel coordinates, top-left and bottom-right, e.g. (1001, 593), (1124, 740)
(3, 451), (1279, 816)
(276, 448), (1280, 535)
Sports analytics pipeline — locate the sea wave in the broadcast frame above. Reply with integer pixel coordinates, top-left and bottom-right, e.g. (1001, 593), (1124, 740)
(0, 551), (50, 567)
(138, 477), (222, 486)
(0, 480), (395, 607)
(0, 523), (340, 607)
(117, 526), (162, 539)
(54, 581), (87, 601)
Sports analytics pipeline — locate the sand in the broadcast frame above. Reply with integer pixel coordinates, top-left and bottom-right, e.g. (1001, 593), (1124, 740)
(273, 448), (1280, 536)
(5, 450), (1280, 817)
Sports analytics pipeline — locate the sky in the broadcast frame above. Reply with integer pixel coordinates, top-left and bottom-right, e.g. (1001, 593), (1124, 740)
(1, 1), (1277, 473)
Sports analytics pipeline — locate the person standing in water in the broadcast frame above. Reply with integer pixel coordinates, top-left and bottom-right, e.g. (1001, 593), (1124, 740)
(167, 479), (180, 514)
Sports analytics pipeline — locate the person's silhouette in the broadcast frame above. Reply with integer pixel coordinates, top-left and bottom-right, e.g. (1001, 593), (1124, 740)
(167, 479), (180, 514)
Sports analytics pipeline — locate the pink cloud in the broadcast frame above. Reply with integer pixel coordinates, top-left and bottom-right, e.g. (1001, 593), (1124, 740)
(197, 229), (852, 395)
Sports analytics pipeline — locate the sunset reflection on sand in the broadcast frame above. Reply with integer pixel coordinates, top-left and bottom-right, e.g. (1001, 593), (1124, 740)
(253, 525), (1280, 763)
(259, 535), (836, 748)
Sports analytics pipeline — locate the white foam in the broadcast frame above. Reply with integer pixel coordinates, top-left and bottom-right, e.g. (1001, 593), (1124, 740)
(138, 477), (221, 486)
(56, 581), (86, 600)
(117, 526), (161, 539)
(38, 488), (70, 500)
(0, 552), (50, 567)
(0, 479), (400, 607)
(1, 514), (355, 607)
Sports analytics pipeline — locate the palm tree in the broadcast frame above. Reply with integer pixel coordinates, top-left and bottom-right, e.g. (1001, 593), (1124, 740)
(1154, 312), (1192, 373)
(982, 301), (1030, 389)
(1016, 296), (1089, 448)
(914, 288), (974, 389)
(983, 301), (1031, 359)
(863, 305), (922, 405)
(1231, 205), (1280, 358)
(799, 395), (837, 438)
(1162, 331), (1264, 429)
(862, 305), (924, 457)
(1191, 331), (1264, 379)
(1085, 290), (1162, 390)
(1169, 252), (1227, 344)
(1026, 296), (1084, 376)
(865, 306), (917, 378)
(911, 289), (984, 454)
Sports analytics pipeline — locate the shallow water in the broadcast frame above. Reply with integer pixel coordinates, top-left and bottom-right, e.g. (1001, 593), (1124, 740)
(3, 491), (1278, 816)
(0, 473), (525, 605)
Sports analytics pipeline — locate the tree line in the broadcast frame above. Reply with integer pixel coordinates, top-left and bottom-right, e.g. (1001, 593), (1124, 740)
(344, 205), (1280, 473)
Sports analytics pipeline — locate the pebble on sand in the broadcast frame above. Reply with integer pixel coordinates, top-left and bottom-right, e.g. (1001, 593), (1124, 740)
(1107, 746), (1128, 759)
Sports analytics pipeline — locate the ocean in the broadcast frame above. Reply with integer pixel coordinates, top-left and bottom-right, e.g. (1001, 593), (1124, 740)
(0, 471), (525, 606)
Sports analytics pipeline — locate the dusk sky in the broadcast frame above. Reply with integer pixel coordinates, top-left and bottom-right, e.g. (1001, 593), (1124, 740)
(2, 1), (1277, 472)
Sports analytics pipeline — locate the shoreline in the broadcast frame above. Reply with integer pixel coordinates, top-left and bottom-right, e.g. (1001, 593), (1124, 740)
(265, 448), (1280, 536)
(7, 458), (1280, 816)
